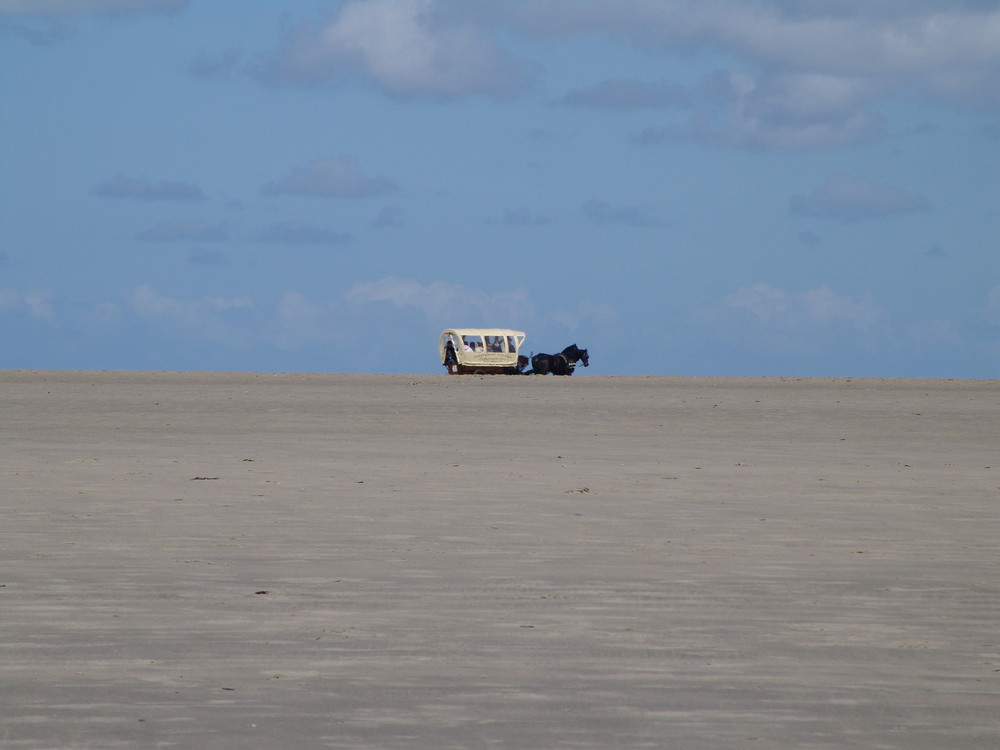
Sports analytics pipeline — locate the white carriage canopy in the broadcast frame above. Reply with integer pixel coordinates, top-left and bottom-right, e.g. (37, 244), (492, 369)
(439, 328), (526, 368)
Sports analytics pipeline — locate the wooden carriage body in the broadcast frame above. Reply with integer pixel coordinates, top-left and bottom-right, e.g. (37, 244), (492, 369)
(439, 328), (528, 375)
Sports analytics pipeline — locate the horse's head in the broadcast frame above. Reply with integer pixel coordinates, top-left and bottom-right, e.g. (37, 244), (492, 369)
(564, 344), (589, 367)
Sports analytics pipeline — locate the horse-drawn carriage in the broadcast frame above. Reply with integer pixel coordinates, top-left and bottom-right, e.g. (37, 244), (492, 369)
(439, 328), (528, 375)
(439, 328), (589, 375)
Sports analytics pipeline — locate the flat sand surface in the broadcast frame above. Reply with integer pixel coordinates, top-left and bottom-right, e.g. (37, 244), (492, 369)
(2, 371), (998, 749)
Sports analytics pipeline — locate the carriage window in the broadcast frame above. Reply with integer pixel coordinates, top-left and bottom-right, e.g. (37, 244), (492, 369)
(486, 335), (504, 352)
(507, 336), (517, 353)
(462, 335), (485, 352)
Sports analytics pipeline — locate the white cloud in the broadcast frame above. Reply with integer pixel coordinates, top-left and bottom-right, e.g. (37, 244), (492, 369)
(504, 1), (1000, 120)
(722, 283), (885, 334)
(248, 0), (1000, 148)
(265, 291), (344, 351)
(715, 71), (886, 147)
(346, 276), (531, 321)
(790, 173), (930, 221)
(725, 283), (790, 323)
(766, 73), (884, 121)
(714, 104), (882, 151)
(260, 0), (531, 98)
(503, 1), (1000, 79)
(131, 285), (251, 342)
(695, 283), (892, 362)
(902, 285), (1000, 360)
(700, 283), (884, 369)
(635, 70), (886, 150)
(796, 286), (885, 331)
(262, 156), (397, 199)
(700, 5), (1000, 79)
(0, 289), (56, 322)
(123, 281), (532, 358)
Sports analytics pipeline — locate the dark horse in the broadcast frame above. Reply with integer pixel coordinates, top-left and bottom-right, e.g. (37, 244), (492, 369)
(525, 344), (589, 375)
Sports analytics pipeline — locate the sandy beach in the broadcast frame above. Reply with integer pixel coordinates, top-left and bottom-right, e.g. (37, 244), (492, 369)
(2, 371), (998, 749)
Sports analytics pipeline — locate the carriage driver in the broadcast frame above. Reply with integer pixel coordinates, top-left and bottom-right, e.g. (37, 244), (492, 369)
(444, 339), (458, 366)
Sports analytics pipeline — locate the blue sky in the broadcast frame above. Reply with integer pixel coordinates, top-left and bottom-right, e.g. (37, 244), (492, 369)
(2, 0), (998, 377)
